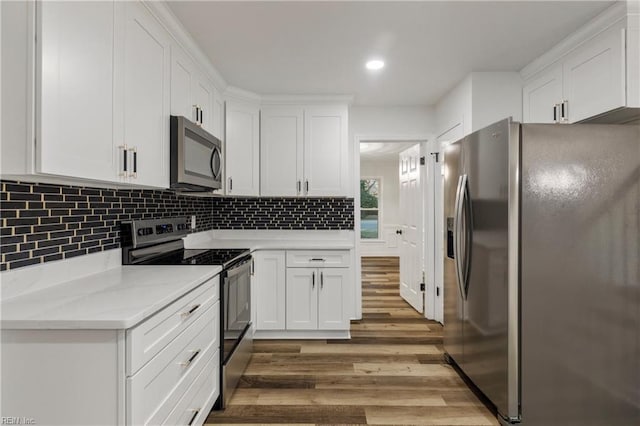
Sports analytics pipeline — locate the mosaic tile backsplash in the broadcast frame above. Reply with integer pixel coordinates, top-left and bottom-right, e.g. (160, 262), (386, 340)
(0, 180), (355, 271)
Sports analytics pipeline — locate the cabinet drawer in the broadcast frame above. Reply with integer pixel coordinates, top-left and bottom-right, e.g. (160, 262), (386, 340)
(127, 277), (219, 375)
(127, 301), (218, 426)
(286, 250), (350, 268)
(162, 349), (219, 426)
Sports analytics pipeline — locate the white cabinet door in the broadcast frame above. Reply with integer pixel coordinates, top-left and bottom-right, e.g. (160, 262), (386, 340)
(303, 106), (349, 196)
(286, 268), (318, 330)
(38, 1), (118, 181)
(317, 268), (348, 330)
(211, 87), (224, 140)
(225, 100), (260, 196)
(254, 251), (286, 330)
(563, 22), (626, 123)
(119, 1), (170, 188)
(170, 46), (194, 120)
(192, 72), (214, 134)
(522, 66), (563, 123)
(260, 107), (303, 196)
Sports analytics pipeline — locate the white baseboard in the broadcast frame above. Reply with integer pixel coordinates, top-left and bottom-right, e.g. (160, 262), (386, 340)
(253, 330), (351, 340)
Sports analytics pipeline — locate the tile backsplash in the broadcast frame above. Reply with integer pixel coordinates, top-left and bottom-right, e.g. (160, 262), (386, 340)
(0, 180), (354, 271)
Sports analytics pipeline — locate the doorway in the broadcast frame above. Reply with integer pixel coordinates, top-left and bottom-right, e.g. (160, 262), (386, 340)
(355, 138), (427, 317)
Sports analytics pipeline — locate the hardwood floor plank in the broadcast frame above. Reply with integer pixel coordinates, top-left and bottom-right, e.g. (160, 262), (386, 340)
(250, 389), (447, 407)
(300, 343), (441, 355)
(365, 406), (499, 425)
(314, 375), (468, 390)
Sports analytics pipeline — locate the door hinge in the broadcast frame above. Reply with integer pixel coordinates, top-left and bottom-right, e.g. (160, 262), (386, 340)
(420, 156), (426, 165)
(420, 283), (426, 292)
(430, 152), (440, 163)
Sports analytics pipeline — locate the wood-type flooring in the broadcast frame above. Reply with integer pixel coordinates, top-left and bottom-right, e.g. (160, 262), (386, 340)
(207, 256), (498, 425)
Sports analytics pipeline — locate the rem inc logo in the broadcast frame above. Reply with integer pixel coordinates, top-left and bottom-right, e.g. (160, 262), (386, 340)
(1, 418), (36, 425)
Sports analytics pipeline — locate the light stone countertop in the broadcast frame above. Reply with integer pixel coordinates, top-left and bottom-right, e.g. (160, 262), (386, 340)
(0, 265), (221, 330)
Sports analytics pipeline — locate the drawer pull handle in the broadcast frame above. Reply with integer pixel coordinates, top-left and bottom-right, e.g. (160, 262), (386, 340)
(309, 258), (325, 261)
(181, 304), (201, 318)
(187, 409), (200, 426)
(179, 349), (201, 368)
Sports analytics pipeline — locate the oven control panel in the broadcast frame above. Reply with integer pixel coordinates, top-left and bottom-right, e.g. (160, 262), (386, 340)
(123, 217), (191, 248)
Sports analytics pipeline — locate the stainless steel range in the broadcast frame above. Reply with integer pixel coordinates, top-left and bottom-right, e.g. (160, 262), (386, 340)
(121, 217), (253, 410)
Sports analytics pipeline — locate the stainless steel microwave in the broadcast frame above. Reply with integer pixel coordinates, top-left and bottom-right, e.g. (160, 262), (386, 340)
(170, 116), (222, 191)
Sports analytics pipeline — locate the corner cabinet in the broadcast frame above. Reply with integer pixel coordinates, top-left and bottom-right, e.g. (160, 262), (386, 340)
(260, 105), (349, 197)
(36, 0), (171, 187)
(225, 100), (260, 196)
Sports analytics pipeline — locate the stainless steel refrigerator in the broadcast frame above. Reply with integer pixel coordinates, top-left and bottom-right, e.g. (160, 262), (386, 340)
(443, 118), (640, 425)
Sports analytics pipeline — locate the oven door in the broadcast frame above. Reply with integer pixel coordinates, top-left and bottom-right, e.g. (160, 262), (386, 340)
(222, 257), (252, 362)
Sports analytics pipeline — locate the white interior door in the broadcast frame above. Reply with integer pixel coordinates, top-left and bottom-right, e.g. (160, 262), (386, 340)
(399, 144), (423, 313)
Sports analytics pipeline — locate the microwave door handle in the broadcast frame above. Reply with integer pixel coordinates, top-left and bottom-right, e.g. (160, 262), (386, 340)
(210, 147), (221, 180)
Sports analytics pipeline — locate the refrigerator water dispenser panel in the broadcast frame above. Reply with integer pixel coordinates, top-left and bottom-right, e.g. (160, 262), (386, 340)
(447, 217), (455, 259)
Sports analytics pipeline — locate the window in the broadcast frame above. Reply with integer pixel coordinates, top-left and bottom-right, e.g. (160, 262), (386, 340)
(360, 178), (380, 239)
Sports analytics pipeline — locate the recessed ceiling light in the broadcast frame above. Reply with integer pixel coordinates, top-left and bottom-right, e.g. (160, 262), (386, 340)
(365, 60), (385, 71)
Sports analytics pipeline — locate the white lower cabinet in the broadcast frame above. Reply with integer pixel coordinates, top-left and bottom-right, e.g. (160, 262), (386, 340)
(285, 267), (349, 330)
(0, 277), (220, 426)
(285, 267), (319, 330)
(253, 251), (287, 330)
(253, 250), (351, 335)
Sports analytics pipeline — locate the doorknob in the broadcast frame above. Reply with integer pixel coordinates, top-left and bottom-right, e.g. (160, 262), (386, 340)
(396, 230), (403, 235)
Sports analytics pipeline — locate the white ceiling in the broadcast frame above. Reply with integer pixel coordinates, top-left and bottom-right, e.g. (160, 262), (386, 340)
(360, 142), (418, 159)
(168, 1), (613, 106)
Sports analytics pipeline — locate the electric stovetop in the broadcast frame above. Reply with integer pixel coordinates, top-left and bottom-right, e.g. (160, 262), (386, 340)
(137, 248), (250, 268)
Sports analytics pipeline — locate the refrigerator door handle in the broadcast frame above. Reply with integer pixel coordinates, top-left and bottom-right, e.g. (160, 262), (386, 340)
(462, 175), (473, 298)
(453, 175), (465, 300)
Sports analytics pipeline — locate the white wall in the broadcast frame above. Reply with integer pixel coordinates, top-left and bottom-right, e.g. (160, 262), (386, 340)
(360, 156), (401, 256)
(350, 106), (436, 139)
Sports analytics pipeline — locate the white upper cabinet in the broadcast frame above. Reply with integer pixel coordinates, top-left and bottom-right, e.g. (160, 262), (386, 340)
(38, 1), (118, 181)
(192, 71), (214, 134)
(522, 66), (563, 124)
(170, 47), (194, 120)
(304, 106), (349, 196)
(522, 7), (636, 124)
(35, 1), (171, 187)
(225, 100), (260, 196)
(211, 87), (225, 141)
(563, 22), (625, 122)
(119, 1), (171, 187)
(260, 107), (303, 196)
(260, 105), (349, 197)
(170, 46), (217, 136)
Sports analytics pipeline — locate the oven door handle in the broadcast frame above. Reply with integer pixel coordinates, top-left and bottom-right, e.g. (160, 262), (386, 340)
(225, 258), (252, 278)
